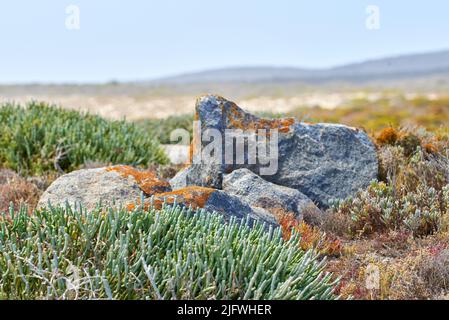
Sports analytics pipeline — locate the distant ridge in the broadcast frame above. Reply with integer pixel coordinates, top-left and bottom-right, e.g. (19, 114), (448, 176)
(152, 49), (449, 85)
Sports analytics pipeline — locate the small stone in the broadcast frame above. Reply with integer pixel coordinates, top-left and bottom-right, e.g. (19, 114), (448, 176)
(223, 168), (321, 221)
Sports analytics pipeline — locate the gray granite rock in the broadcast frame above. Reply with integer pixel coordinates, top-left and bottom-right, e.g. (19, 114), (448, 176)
(38, 166), (170, 211)
(38, 166), (277, 229)
(202, 190), (278, 228)
(170, 95), (378, 207)
(170, 162), (222, 190)
(143, 186), (278, 229)
(272, 122), (378, 207)
(223, 168), (321, 220)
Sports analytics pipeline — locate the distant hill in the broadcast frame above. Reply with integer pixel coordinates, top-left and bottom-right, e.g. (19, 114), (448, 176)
(152, 50), (449, 85)
(2, 49), (449, 100)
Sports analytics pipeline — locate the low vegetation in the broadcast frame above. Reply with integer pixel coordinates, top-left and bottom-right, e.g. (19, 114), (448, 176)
(322, 126), (449, 300)
(140, 115), (193, 145)
(327, 127), (449, 239)
(0, 204), (337, 300)
(0, 102), (168, 175)
(1, 95), (449, 300)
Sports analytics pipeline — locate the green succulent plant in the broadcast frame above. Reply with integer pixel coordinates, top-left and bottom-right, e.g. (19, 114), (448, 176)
(0, 102), (168, 175)
(0, 203), (338, 300)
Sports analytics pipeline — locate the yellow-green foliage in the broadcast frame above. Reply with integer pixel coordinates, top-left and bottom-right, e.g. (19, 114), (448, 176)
(289, 95), (449, 133)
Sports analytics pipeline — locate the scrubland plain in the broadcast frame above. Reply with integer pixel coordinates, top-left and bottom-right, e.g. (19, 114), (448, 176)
(1, 86), (449, 300)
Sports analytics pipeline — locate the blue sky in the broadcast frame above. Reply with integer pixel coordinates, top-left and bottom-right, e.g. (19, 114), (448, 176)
(0, 0), (448, 83)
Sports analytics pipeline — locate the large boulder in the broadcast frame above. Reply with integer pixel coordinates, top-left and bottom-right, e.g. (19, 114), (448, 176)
(223, 169), (321, 221)
(170, 95), (378, 207)
(38, 165), (171, 211)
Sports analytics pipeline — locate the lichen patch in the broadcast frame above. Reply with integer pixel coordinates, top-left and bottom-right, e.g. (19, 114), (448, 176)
(223, 102), (296, 134)
(106, 165), (171, 195)
(126, 186), (217, 211)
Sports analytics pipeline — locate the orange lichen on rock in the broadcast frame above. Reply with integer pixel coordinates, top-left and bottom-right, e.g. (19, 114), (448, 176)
(126, 186), (216, 211)
(302, 121), (315, 125)
(153, 186), (215, 209)
(223, 102), (295, 134)
(186, 97), (296, 164)
(106, 165), (171, 195)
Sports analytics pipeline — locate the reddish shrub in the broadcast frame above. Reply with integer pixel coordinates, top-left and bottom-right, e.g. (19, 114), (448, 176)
(0, 169), (41, 214)
(279, 214), (342, 257)
(376, 127), (399, 146)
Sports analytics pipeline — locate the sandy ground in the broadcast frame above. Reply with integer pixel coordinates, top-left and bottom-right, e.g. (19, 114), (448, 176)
(0, 90), (444, 121)
(0, 92), (403, 120)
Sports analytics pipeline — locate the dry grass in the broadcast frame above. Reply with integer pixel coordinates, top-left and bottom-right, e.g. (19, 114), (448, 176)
(327, 233), (449, 300)
(0, 169), (43, 213)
